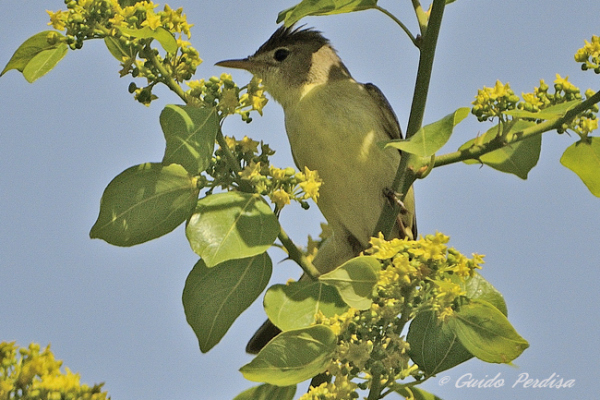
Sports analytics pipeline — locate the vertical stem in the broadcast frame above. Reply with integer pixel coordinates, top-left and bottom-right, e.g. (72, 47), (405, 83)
(405, 0), (446, 138)
(374, 0), (447, 238)
(367, 372), (383, 400)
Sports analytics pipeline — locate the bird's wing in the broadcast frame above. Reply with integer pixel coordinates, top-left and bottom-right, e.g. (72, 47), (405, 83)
(363, 83), (417, 240)
(363, 82), (403, 140)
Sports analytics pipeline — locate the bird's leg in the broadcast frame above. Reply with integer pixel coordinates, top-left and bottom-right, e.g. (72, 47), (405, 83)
(383, 187), (409, 215)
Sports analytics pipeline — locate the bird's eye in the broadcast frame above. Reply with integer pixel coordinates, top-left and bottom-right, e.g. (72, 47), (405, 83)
(274, 48), (289, 62)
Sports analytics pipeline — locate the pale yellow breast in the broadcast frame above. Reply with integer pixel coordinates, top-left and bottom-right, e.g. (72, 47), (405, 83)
(283, 80), (400, 245)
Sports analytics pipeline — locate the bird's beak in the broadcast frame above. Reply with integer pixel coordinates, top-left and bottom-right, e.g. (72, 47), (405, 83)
(215, 58), (255, 71)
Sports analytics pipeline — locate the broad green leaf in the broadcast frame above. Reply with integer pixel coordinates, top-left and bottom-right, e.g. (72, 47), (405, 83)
(504, 110), (565, 120)
(151, 27), (179, 54)
(386, 107), (470, 156)
(504, 100), (581, 120)
(104, 36), (137, 61)
(277, 0), (378, 26)
(448, 299), (529, 364)
(118, 26), (178, 54)
(186, 192), (280, 267)
(407, 310), (473, 375)
(22, 45), (68, 83)
(90, 163), (199, 246)
(407, 273), (511, 374)
(560, 137), (600, 197)
(1, 31), (67, 82)
(264, 281), (348, 331)
(459, 120), (540, 179)
(233, 384), (296, 400)
(451, 272), (507, 316)
(396, 387), (444, 400)
(319, 256), (380, 310)
(183, 254), (272, 353)
(160, 105), (219, 174)
(240, 326), (336, 386)
(541, 100), (581, 116)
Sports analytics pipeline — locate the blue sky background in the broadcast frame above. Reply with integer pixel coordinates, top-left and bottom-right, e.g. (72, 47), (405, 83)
(1, 1), (599, 399)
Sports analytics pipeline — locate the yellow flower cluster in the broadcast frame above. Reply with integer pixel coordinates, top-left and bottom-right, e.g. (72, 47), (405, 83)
(369, 232), (482, 316)
(47, 1), (201, 105)
(300, 233), (486, 399)
(473, 75), (598, 137)
(239, 161), (322, 210)
(299, 374), (359, 400)
(186, 74), (268, 122)
(48, 1), (192, 49)
(471, 80), (520, 121)
(575, 35), (600, 73)
(0, 342), (108, 400)
(518, 76), (598, 136)
(207, 135), (321, 208)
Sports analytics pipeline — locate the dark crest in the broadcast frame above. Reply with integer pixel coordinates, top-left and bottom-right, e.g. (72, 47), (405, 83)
(255, 24), (330, 55)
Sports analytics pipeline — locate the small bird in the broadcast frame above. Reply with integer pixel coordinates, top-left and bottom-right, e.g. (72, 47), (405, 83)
(217, 25), (416, 353)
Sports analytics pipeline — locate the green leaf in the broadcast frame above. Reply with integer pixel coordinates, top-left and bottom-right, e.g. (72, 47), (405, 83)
(240, 326), (336, 386)
(183, 254), (272, 353)
(319, 256), (380, 310)
(459, 120), (540, 179)
(277, 0), (378, 26)
(90, 163), (199, 246)
(448, 299), (529, 364)
(233, 384), (296, 400)
(451, 272), (507, 316)
(503, 110), (564, 120)
(118, 26), (178, 54)
(264, 281), (348, 331)
(186, 192), (280, 267)
(560, 137), (600, 197)
(104, 36), (137, 61)
(396, 387), (444, 400)
(386, 107), (469, 156)
(407, 310), (473, 375)
(1, 31), (67, 82)
(504, 100), (581, 120)
(22, 45), (68, 83)
(160, 105), (219, 174)
(407, 273), (509, 375)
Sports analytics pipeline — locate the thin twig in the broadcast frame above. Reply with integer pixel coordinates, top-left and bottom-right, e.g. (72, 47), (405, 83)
(375, 6), (418, 47)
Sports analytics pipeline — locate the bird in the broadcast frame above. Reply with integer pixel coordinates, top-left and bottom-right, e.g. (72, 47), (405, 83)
(216, 25), (416, 354)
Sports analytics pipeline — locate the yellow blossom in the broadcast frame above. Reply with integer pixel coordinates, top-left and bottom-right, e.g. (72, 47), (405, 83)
(239, 161), (262, 181)
(239, 136), (259, 153)
(344, 341), (373, 370)
(0, 341), (109, 399)
(46, 10), (69, 31)
(434, 278), (465, 305)
(270, 189), (290, 209)
(438, 306), (455, 322)
(269, 166), (287, 180)
(369, 232), (408, 259)
(219, 87), (239, 115)
(297, 167), (322, 202)
(223, 135), (237, 150)
(141, 10), (162, 30)
(554, 74), (577, 93)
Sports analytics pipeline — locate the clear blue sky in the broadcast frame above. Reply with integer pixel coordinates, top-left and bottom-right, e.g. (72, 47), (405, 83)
(1, 1), (598, 399)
